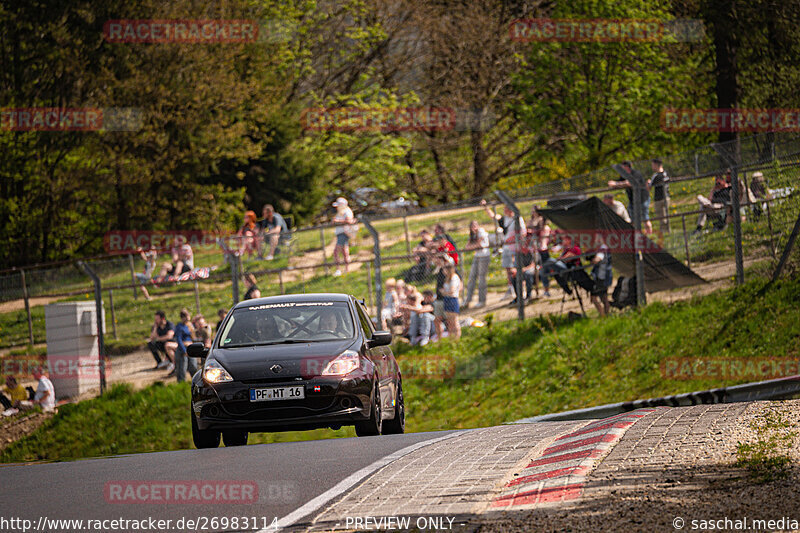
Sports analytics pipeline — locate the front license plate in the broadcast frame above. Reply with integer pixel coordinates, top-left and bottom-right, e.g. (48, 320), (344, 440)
(250, 386), (305, 402)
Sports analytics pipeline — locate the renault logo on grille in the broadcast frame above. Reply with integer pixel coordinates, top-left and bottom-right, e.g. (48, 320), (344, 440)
(270, 364), (283, 374)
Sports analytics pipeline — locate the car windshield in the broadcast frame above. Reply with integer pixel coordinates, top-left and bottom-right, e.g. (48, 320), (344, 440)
(219, 301), (355, 347)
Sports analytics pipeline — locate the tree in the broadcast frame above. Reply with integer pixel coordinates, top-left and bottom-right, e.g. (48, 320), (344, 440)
(513, 0), (709, 172)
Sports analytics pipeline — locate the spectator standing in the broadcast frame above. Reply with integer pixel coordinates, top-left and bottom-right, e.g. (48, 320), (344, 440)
(193, 314), (213, 348)
(462, 220), (490, 309)
(135, 247), (158, 300)
(236, 210), (260, 258)
(258, 204), (289, 260)
(243, 273), (261, 300)
(216, 308), (227, 333)
(433, 224), (459, 265)
(441, 263), (462, 340)
(590, 243), (613, 316)
(481, 199), (525, 299)
(650, 158), (670, 233)
(608, 161), (652, 234)
(147, 310), (176, 371)
(31, 366), (55, 412)
(173, 308), (198, 382)
(602, 194), (631, 223)
(332, 197), (356, 276)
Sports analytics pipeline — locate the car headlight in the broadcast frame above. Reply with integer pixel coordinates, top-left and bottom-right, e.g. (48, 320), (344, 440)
(203, 359), (233, 383)
(322, 350), (360, 376)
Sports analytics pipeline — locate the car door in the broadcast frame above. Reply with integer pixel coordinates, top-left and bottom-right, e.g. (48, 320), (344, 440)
(353, 301), (394, 419)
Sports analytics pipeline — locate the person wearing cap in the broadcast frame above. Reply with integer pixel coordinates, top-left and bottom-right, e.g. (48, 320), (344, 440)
(608, 161), (652, 234)
(332, 197), (356, 276)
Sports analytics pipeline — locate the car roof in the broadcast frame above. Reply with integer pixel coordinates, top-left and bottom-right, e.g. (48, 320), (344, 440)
(232, 293), (354, 310)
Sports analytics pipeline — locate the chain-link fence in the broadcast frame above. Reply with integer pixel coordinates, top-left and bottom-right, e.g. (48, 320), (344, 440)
(1, 131), (798, 352)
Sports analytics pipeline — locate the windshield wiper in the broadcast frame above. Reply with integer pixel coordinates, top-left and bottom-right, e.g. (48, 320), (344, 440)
(222, 339), (315, 348)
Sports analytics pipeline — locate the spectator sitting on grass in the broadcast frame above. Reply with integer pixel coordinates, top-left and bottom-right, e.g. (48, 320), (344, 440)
(258, 204), (289, 260)
(602, 194), (631, 224)
(237, 210), (260, 259)
(155, 243), (194, 283)
(590, 243), (613, 316)
(30, 366), (55, 413)
(692, 174), (732, 236)
(1, 376), (29, 410)
(243, 273), (261, 300)
(147, 310), (176, 372)
(401, 289), (436, 346)
(380, 278), (399, 330)
(193, 314), (213, 349)
(398, 284), (415, 337)
(135, 247), (158, 300)
(172, 308), (198, 382)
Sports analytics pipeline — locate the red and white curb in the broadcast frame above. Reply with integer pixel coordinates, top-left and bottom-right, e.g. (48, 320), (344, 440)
(491, 409), (658, 508)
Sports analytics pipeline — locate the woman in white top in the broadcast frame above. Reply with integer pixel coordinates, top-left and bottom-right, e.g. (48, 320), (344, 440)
(462, 220), (490, 309)
(332, 197), (356, 276)
(441, 263), (462, 340)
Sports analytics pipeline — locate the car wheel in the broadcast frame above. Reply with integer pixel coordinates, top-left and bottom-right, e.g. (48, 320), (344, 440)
(222, 430), (249, 447)
(355, 381), (382, 437)
(382, 381), (405, 435)
(191, 409), (220, 449)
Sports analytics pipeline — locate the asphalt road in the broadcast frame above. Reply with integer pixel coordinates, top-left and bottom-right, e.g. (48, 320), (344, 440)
(0, 431), (455, 531)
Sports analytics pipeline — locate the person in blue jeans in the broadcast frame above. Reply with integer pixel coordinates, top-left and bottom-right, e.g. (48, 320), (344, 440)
(405, 290), (436, 346)
(173, 308), (198, 382)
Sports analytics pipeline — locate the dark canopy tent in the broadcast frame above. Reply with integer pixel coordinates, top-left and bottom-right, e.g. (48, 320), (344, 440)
(540, 197), (705, 292)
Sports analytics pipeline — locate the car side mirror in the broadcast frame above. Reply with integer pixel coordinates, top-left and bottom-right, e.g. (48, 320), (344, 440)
(187, 342), (209, 359)
(369, 330), (392, 347)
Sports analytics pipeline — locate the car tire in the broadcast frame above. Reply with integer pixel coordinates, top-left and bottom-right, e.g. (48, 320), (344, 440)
(191, 409), (220, 449)
(382, 381), (405, 435)
(355, 382), (382, 437)
(222, 430), (249, 447)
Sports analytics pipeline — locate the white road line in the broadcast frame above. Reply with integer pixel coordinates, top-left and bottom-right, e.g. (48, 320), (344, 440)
(263, 431), (468, 532)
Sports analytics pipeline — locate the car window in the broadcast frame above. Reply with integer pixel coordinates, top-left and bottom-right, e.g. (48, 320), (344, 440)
(355, 302), (374, 338)
(218, 301), (355, 347)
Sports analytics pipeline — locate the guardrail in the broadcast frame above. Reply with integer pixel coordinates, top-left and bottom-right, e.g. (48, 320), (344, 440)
(512, 374), (800, 423)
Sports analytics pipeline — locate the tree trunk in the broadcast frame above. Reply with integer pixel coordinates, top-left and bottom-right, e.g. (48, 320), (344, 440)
(709, 0), (739, 145)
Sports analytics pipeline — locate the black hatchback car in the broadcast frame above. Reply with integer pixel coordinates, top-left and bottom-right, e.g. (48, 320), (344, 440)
(188, 293), (404, 448)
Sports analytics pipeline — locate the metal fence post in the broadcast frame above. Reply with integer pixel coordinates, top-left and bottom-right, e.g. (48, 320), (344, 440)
(681, 214), (692, 268)
(108, 289), (118, 340)
(77, 261), (106, 395)
(320, 227), (329, 276)
(632, 181), (647, 307)
(128, 254), (138, 300)
(19, 268), (34, 345)
(403, 214), (411, 257)
(495, 190), (524, 321)
(194, 280), (201, 314)
(713, 142), (744, 285)
(231, 254), (240, 305)
(362, 218), (383, 324)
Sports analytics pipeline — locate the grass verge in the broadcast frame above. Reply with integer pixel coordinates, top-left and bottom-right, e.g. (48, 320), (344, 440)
(2, 275), (799, 462)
